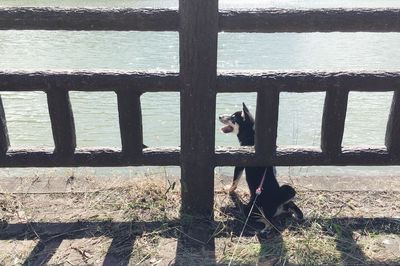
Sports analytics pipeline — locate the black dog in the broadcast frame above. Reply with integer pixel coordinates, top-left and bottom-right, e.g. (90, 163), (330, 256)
(219, 103), (303, 229)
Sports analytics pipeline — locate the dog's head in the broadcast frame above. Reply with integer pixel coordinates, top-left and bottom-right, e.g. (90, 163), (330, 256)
(218, 102), (255, 135)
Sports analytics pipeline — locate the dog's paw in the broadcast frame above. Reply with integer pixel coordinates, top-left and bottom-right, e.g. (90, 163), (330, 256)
(292, 211), (304, 221)
(286, 201), (304, 221)
(256, 217), (273, 233)
(257, 222), (280, 239)
(260, 225), (273, 234)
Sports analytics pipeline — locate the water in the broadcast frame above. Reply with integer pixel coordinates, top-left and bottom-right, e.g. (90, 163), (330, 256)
(1, 0), (400, 179)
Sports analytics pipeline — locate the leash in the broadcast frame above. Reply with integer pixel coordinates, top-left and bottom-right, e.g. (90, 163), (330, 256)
(228, 168), (268, 266)
(255, 168), (268, 195)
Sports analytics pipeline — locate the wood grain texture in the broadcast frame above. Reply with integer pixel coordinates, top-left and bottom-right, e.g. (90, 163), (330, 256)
(117, 91), (143, 157)
(0, 96), (10, 155)
(0, 147), (179, 167)
(220, 8), (400, 32)
(2, 8), (399, 33)
(385, 90), (400, 156)
(217, 72), (400, 92)
(215, 146), (396, 166)
(0, 8), (178, 31)
(255, 89), (279, 158)
(321, 89), (349, 157)
(2, 71), (398, 93)
(47, 90), (76, 156)
(179, 0), (218, 219)
(0, 71), (179, 92)
(0, 146), (398, 167)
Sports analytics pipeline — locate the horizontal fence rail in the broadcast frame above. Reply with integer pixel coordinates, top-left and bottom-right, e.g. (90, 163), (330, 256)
(214, 147), (397, 166)
(0, 148), (180, 167)
(0, 71), (179, 92)
(217, 72), (400, 92)
(1, 8), (400, 32)
(219, 9), (400, 32)
(1, 71), (400, 167)
(2, 71), (399, 92)
(0, 146), (398, 167)
(0, 8), (179, 31)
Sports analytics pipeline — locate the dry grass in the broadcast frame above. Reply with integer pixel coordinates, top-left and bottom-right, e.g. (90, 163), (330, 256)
(0, 176), (399, 265)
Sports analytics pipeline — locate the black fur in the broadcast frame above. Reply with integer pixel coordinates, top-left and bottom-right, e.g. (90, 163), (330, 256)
(219, 103), (303, 222)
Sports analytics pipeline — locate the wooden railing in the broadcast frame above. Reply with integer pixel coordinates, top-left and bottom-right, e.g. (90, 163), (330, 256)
(1, 71), (400, 167)
(1, 3), (400, 229)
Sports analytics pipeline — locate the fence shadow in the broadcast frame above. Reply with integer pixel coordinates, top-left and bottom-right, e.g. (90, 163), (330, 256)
(175, 218), (216, 265)
(332, 222), (368, 265)
(21, 236), (63, 266)
(1, 220), (180, 266)
(0, 217), (399, 265)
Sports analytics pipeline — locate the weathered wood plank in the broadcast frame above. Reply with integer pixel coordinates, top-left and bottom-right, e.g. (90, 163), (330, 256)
(220, 9), (400, 32)
(0, 8), (178, 31)
(179, 0), (218, 245)
(1, 71), (398, 93)
(217, 72), (400, 92)
(216, 146), (323, 166)
(385, 90), (400, 156)
(215, 146), (395, 166)
(255, 89), (279, 158)
(0, 96), (10, 155)
(0, 71), (179, 92)
(47, 90), (76, 155)
(321, 89), (349, 157)
(117, 90), (143, 157)
(0, 147), (179, 167)
(2, 8), (399, 33)
(0, 146), (398, 167)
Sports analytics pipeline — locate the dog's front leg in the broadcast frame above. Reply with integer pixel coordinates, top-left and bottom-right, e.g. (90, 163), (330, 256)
(229, 166), (244, 193)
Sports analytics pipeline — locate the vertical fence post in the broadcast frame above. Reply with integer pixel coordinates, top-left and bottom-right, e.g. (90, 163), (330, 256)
(0, 95), (10, 155)
(255, 89), (279, 161)
(117, 90), (143, 158)
(321, 88), (349, 159)
(47, 90), (76, 156)
(179, 0), (218, 242)
(385, 90), (400, 156)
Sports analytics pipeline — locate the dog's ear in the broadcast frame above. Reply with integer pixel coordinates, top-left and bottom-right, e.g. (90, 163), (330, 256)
(242, 102), (255, 123)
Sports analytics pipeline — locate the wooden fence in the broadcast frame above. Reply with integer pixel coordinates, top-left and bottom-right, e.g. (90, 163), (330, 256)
(1, 2), (400, 219)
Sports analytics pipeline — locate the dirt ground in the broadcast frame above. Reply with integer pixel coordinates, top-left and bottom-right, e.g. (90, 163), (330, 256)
(0, 175), (399, 265)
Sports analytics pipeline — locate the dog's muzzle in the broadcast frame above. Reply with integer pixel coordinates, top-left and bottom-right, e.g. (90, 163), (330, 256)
(219, 115), (234, 133)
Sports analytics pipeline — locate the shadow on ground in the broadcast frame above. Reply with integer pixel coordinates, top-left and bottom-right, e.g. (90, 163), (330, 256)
(1, 216), (399, 265)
